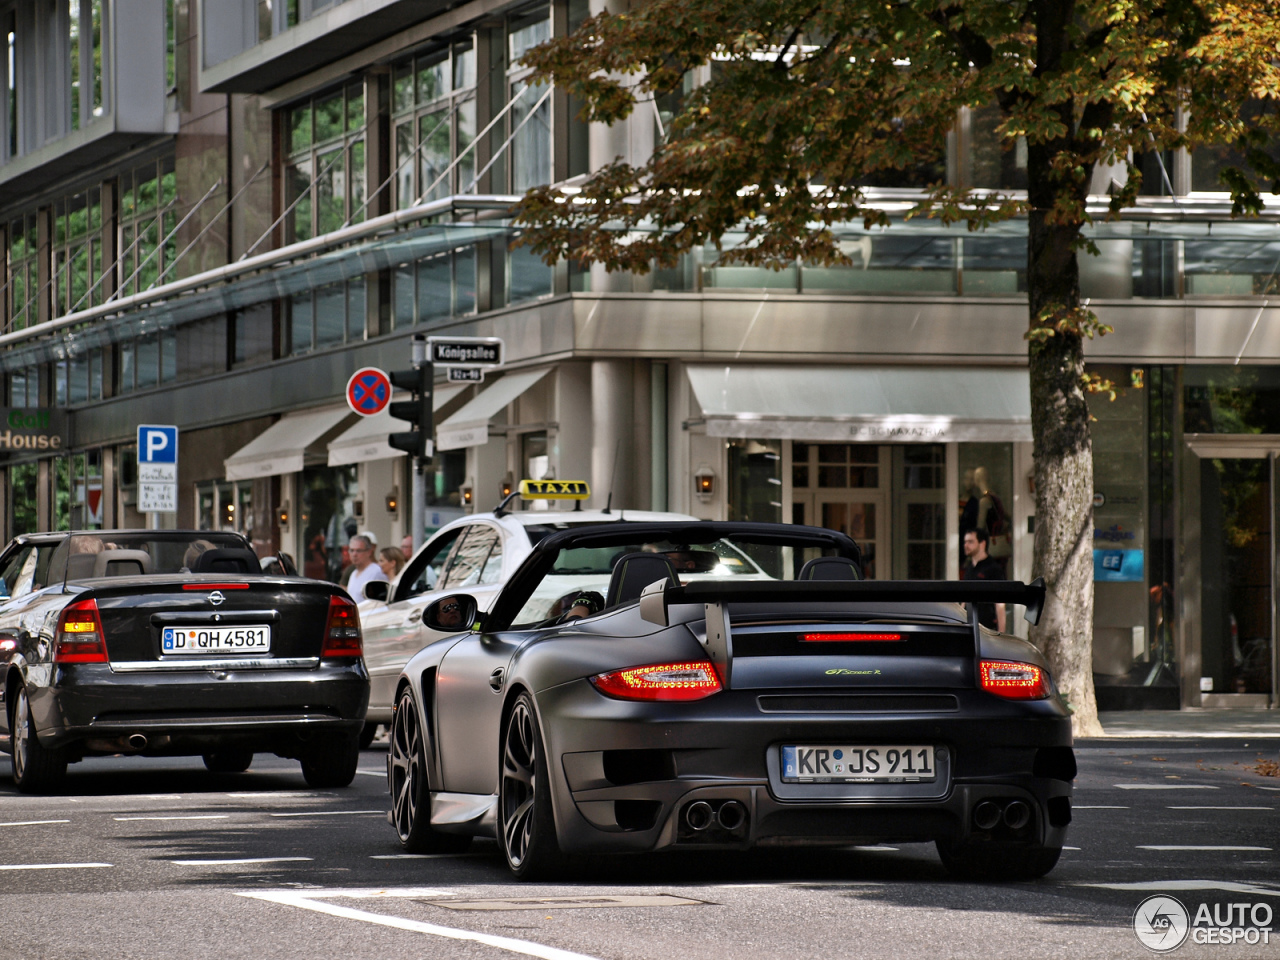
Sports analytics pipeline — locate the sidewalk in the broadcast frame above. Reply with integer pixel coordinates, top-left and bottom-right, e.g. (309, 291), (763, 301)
(1091, 707), (1279, 739)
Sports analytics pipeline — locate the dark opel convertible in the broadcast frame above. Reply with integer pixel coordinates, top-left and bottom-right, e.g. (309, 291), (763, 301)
(387, 522), (1074, 880)
(0, 531), (369, 792)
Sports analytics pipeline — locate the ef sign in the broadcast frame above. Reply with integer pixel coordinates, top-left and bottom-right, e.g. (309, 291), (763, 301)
(137, 424), (178, 514)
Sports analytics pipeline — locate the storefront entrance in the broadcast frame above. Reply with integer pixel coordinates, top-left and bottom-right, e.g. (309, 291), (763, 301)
(791, 443), (950, 580)
(1197, 454), (1276, 698)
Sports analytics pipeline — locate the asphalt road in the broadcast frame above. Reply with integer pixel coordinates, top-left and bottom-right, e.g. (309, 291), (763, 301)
(2, 737), (1279, 960)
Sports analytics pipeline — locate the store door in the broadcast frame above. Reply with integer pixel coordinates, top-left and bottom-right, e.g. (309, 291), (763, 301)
(1198, 455), (1276, 699)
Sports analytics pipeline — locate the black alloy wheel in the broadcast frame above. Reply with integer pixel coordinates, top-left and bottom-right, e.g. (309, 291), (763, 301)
(10, 686), (67, 794)
(499, 692), (565, 880)
(389, 689), (471, 853)
(203, 749), (254, 773)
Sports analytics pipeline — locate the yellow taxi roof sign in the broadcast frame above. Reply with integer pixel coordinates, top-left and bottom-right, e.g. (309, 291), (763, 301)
(519, 479), (590, 500)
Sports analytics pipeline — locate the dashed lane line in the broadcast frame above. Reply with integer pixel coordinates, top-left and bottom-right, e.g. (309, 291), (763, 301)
(1137, 845), (1272, 852)
(1073, 805), (1129, 809)
(370, 854), (486, 859)
(1114, 784), (1219, 790)
(115, 815), (231, 821)
(0, 819), (71, 827)
(172, 857), (314, 865)
(1167, 806), (1274, 811)
(356, 769), (384, 777)
(269, 810), (385, 818)
(0, 863), (112, 870)
(1079, 880), (1280, 897)
(238, 888), (603, 960)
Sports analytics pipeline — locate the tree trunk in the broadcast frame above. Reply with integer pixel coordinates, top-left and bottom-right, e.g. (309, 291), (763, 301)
(1026, 210), (1103, 738)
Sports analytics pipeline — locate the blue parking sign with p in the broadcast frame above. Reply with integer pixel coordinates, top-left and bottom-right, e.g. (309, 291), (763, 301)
(138, 425), (178, 463)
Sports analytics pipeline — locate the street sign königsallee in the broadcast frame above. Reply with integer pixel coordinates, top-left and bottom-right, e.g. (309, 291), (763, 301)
(428, 336), (503, 367)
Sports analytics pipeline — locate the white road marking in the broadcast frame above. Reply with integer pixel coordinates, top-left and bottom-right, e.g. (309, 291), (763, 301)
(1114, 784), (1219, 790)
(239, 889), (603, 960)
(1167, 806), (1273, 811)
(226, 792), (318, 799)
(369, 854), (485, 860)
(356, 769), (384, 777)
(0, 819), (71, 827)
(0, 862), (112, 870)
(1137, 845), (1271, 852)
(1073, 805), (1128, 809)
(849, 846), (899, 852)
(1063, 846), (1082, 851)
(429, 894), (707, 912)
(115, 815), (230, 821)
(269, 810), (385, 818)
(173, 857), (314, 865)
(1080, 880), (1280, 896)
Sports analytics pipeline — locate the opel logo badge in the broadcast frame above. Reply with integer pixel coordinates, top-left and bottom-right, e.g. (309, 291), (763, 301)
(208, 590), (226, 606)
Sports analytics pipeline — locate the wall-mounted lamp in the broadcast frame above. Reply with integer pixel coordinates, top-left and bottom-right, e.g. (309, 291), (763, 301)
(462, 486), (473, 507)
(385, 488), (399, 514)
(352, 498), (364, 519)
(501, 473), (514, 498)
(276, 502), (290, 527)
(694, 466), (716, 501)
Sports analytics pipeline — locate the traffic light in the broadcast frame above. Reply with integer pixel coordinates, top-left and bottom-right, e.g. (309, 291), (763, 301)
(388, 363), (432, 459)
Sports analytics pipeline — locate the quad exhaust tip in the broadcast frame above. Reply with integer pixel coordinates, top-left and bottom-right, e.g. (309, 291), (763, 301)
(717, 800), (746, 832)
(684, 800), (714, 831)
(1003, 800), (1031, 830)
(972, 800), (1002, 831)
(128, 733), (148, 751)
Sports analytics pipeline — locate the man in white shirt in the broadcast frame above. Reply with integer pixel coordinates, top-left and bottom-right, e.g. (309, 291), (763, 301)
(346, 534), (389, 601)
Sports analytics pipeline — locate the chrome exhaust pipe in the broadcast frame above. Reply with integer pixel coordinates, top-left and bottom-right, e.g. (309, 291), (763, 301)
(128, 733), (148, 751)
(717, 800), (747, 832)
(684, 800), (714, 831)
(1003, 800), (1031, 830)
(972, 800), (1002, 831)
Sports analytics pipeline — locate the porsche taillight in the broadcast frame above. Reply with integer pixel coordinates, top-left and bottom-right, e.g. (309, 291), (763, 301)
(590, 661), (723, 701)
(979, 660), (1050, 700)
(54, 598), (108, 663)
(321, 594), (363, 658)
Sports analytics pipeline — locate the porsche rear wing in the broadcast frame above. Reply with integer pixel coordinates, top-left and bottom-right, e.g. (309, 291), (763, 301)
(639, 577), (1045, 687)
(639, 578), (1046, 628)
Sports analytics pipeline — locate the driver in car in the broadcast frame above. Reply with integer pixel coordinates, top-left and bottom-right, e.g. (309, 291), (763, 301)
(436, 598), (465, 630)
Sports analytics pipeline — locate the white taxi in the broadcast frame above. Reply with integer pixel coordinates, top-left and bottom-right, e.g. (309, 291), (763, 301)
(357, 480), (697, 730)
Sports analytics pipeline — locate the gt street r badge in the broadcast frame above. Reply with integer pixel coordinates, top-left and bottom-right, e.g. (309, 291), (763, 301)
(207, 591), (226, 606)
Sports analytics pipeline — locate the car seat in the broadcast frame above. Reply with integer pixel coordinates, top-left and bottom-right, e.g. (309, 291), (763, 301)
(605, 552), (681, 608)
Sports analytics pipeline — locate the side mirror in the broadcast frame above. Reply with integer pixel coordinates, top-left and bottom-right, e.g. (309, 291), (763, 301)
(424, 594), (479, 632)
(362, 580), (389, 603)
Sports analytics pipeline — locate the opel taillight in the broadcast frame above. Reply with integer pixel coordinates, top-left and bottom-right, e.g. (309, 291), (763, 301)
(54, 598), (108, 664)
(979, 660), (1050, 700)
(590, 661), (722, 701)
(321, 594), (363, 658)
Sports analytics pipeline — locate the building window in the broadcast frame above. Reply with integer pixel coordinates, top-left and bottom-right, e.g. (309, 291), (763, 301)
(9, 366), (38, 406)
(117, 332), (176, 394)
(392, 245), (477, 329)
(285, 83), (366, 242)
(507, 6), (551, 192)
(392, 42), (477, 207)
(119, 156), (178, 296)
(55, 348), (105, 405)
(68, 1), (105, 132)
(289, 278), (365, 354)
(7, 212), (38, 331)
(53, 187), (104, 316)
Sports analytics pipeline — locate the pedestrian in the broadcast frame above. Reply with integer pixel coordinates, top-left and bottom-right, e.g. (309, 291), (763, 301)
(400, 533), (415, 558)
(345, 533), (389, 602)
(378, 546), (406, 580)
(962, 527), (1006, 632)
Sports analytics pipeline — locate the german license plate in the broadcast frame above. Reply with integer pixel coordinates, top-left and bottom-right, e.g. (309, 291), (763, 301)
(781, 744), (936, 783)
(161, 625), (270, 655)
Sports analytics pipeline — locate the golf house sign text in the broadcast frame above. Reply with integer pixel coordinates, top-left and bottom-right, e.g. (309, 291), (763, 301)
(0, 408), (67, 452)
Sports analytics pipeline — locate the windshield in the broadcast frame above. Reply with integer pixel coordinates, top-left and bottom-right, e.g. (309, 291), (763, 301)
(50, 532), (260, 582)
(509, 533), (854, 627)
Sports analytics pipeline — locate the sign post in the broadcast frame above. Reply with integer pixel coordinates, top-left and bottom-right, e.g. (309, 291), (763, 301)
(137, 425), (178, 527)
(411, 336), (428, 553)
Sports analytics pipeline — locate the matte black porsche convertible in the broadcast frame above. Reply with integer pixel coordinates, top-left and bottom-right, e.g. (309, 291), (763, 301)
(387, 522), (1074, 880)
(0, 530), (368, 792)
